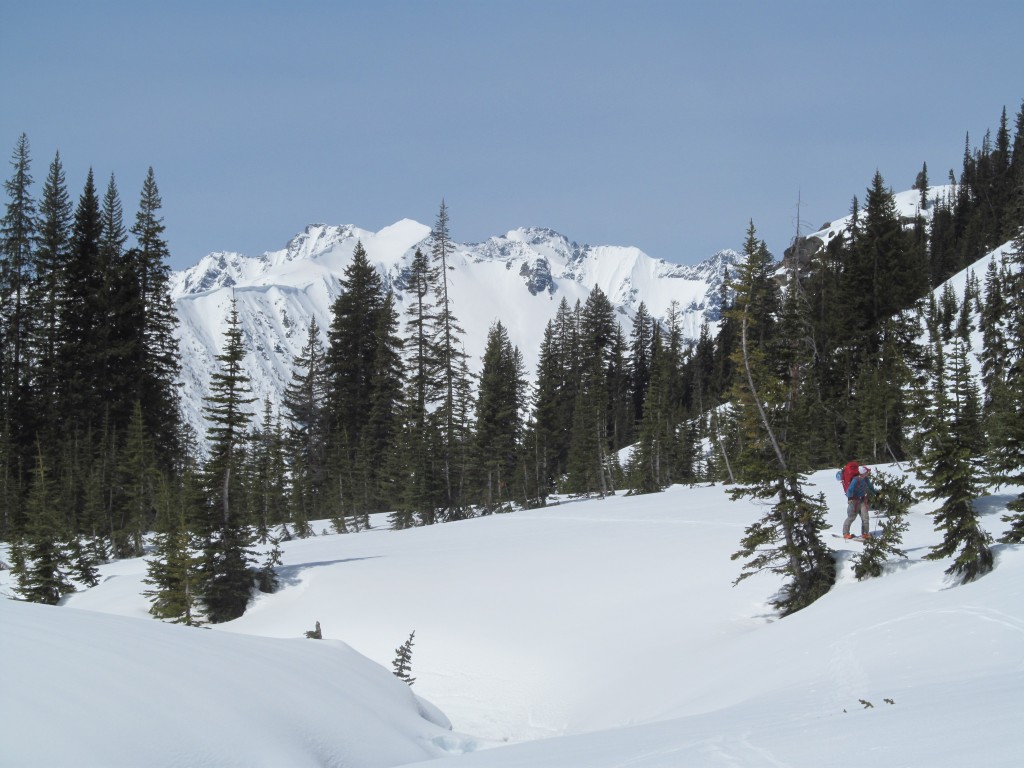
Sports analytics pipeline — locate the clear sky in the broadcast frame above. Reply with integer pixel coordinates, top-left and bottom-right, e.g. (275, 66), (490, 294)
(3, 0), (1021, 271)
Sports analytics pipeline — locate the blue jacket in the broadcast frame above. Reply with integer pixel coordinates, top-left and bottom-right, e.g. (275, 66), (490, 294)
(846, 475), (874, 500)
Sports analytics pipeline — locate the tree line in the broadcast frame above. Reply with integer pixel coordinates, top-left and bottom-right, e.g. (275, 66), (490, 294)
(1, 100), (1022, 622)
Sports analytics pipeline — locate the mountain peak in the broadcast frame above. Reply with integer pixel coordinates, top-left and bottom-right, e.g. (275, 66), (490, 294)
(171, 221), (736, 441)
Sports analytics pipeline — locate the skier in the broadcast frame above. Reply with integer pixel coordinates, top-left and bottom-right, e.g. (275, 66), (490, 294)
(843, 465), (875, 540)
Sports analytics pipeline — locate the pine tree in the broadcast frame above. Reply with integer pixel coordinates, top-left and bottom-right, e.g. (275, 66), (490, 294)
(917, 328), (993, 582)
(848, 311), (921, 463)
(100, 173), (149, 438)
(99, 173), (128, 262)
(844, 172), (925, 336)
(249, 398), (288, 543)
(628, 302), (654, 426)
(979, 256), (1008, 411)
(391, 630), (416, 685)
(690, 321), (717, 417)
(28, 152), (72, 450)
(1, 135), (37, 483)
(526, 298), (579, 503)
(914, 161), (930, 211)
(428, 201), (472, 519)
(1, 134), (37, 453)
(282, 320), (328, 536)
(111, 401), (159, 559)
(727, 222), (834, 616)
(395, 247), (442, 527)
(564, 287), (621, 496)
(850, 470), (912, 580)
(326, 240), (386, 499)
(627, 325), (672, 493)
(356, 291), (404, 515)
(12, 446), (75, 605)
(143, 469), (203, 624)
(913, 286), (991, 581)
(129, 168), (181, 466)
(472, 321), (525, 512)
(991, 226), (1024, 541)
(326, 245), (404, 518)
(200, 298), (258, 623)
(58, 169), (107, 436)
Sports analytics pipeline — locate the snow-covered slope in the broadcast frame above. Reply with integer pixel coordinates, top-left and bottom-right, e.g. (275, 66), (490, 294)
(3, 467), (1021, 767)
(0, 597), (461, 768)
(170, 222), (740, 437)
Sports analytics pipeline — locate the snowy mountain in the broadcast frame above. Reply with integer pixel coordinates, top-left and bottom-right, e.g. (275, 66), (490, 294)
(169, 186), (956, 439)
(170, 221), (741, 437)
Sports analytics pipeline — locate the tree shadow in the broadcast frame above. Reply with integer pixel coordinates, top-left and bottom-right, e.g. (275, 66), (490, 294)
(275, 556), (382, 588)
(975, 492), (1018, 518)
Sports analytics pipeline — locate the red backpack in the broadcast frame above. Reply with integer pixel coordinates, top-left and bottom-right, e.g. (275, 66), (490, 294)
(840, 461), (860, 492)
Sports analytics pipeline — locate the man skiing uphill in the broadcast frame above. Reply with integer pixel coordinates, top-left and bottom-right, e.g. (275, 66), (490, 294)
(843, 465), (875, 540)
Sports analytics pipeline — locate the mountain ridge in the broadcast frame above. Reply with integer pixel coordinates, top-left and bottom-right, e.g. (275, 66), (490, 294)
(170, 222), (743, 438)
(169, 185), (952, 439)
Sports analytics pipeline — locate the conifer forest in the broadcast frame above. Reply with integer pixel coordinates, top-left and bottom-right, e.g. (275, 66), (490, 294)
(2, 101), (1022, 623)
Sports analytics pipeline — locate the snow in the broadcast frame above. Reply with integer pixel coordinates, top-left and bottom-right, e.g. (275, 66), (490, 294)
(167, 220), (736, 447)
(3, 466), (1022, 767)
(806, 184), (954, 248)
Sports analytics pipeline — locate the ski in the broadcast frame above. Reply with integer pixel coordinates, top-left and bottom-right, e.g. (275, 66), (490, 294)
(832, 533), (874, 543)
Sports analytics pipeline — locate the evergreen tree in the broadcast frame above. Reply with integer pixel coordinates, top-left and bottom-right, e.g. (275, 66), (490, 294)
(111, 401), (159, 558)
(249, 398), (288, 543)
(200, 298), (258, 622)
(727, 223), (834, 616)
(282, 320), (328, 536)
(326, 241), (386, 491)
(143, 468), (203, 624)
(526, 298), (579, 503)
(690, 320), (717, 416)
(129, 168), (181, 465)
(428, 201), (472, 519)
(991, 226), (1024, 541)
(848, 311), (921, 463)
(0, 421), (20, 537)
(98, 173), (143, 436)
(395, 247), (442, 527)
(979, 256), (1008, 411)
(472, 321), (525, 512)
(356, 291), (404, 515)
(326, 244), (404, 518)
(58, 169), (107, 436)
(626, 325), (672, 493)
(1, 134), (37, 434)
(564, 287), (621, 496)
(916, 325), (993, 582)
(914, 161), (930, 211)
(392, 630), (416, 685)
(1005, 101), (1024, 241)
(628, 302), (654, 426)
(28, 152), (72, 450)
(850, 470), (913, 580)
(711, 268), (739, 401)
(11, 446), (75, 605)
(99, 173), (128, 262)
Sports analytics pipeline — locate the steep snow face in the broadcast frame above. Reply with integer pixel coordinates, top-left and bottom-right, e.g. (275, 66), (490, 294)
(170, 222), (740, 439)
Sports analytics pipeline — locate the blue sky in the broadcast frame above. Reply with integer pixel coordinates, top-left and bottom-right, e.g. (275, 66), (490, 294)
(3, 0), (1021, 270)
